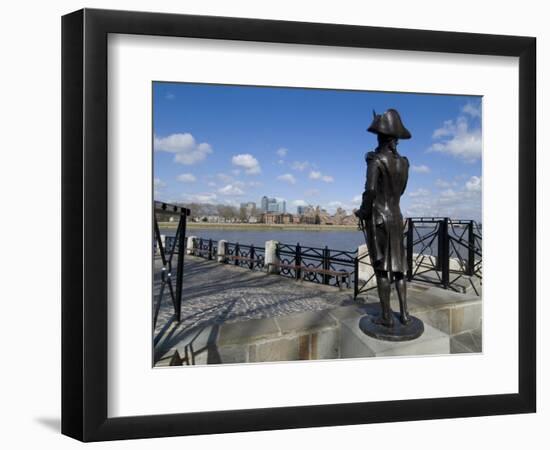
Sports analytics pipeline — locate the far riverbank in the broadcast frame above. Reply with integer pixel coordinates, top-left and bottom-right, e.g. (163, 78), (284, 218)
(159, 222), (360, 232)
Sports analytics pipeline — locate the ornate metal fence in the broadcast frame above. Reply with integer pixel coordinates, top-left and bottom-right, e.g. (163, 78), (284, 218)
(157, 216), (482, 300)
(405, 218), (482, 295)
(153, 202), (190, 329)
(277, 243), (355, 288)
(354, 217), (482, 298)
(195, 237), (218, 260)
(224, 242), (266, 271)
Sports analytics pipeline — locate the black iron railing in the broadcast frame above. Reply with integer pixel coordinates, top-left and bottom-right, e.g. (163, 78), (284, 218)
(225, 242), (265, 271)
(276, 243), (355, 288)
(405, 218), (482, 295)
(158, 217), (482, 298)
(196, 237), (218, 260)
(153, 201), (190, 329)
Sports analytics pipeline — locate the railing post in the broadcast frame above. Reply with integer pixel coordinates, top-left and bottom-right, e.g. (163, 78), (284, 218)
(406, 218), (413, 281)
(266, 241), (280, 274)
(295, 243), (302, 280)
(160, 234), (166, 256)
(323, 246), (330, 284)
(175, 210), (188, 322)
(439, 218), (450, 289)
(186, 236), (197, 255)
(235, 243), (240, 266)
(354, 255), (359, 299)
(250, 244), (255, 270)
(467, 220), (475, 276)
(217, 240), (227, 263)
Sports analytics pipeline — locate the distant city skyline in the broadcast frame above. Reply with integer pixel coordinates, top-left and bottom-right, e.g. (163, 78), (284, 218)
(153, 82), (482, 221)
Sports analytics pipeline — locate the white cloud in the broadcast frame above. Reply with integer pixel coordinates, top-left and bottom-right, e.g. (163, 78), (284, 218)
(435, 178), (456, 189)
(291, 161), (309, 171)
(309, 170), (334, 182)
(232, 153), (261, 175)
(404, 181), (481, 221)
(292, 199), (308, 207)
(177, 173), (196, 183)
(218, 184), (245, 196)
(352, 195), (362, 203)
(441, 188), (456, 198)
(429, 115), (481, 162)
(277, 173), (296, 184)
(182, 192), (217, 203)
(325, 201), (352, 214)
(408, 188), (431, 198)
(154, 133), (213, 165)
(411, 164), (430, 174)
(465, 175), (482, 192)
(462, 102), (481, 118)
(276, 147), (288, 157)
(207, 181), (217, 187)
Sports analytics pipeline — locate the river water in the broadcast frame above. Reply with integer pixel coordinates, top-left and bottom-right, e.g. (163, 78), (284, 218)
(160, 224), (481, 259)
(161, 227), (366, 252)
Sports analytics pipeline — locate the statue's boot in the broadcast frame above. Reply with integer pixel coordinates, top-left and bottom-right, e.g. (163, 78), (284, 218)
(375, 275), (394, 327)
(395, 277), (410, 325)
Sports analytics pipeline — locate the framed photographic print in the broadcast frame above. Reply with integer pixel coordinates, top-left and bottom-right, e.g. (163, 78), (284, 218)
(62, 8), (536, 442)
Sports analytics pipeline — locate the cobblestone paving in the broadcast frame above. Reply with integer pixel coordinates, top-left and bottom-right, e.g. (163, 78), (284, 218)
(154, 255), (356, 343)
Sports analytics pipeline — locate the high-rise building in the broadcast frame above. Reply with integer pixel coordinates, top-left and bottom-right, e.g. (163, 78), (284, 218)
(261, 196), (284, 213)
(261, 196), (269, 213)
(240, 201), (256, 213)
(297, 204), (313, 215)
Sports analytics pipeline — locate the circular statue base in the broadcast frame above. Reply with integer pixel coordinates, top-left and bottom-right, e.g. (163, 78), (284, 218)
(359, 312), (424, 342)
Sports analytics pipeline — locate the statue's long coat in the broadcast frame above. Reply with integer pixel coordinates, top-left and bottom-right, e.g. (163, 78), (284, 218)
(362, 148), (409, 273)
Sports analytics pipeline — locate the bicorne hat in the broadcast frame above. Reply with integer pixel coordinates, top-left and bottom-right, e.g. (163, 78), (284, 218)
(367, 108), (411, 139)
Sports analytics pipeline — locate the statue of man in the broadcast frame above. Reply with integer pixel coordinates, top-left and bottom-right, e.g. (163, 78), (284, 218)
(355, 109), (411, 328)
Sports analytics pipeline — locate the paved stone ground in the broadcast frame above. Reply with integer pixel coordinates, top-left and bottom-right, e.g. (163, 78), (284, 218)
(154, 255), (356, 348)
(153, 255), (482, 360)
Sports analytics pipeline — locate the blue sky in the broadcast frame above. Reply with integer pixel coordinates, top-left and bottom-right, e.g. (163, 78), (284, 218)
(153, 82), (482, 221)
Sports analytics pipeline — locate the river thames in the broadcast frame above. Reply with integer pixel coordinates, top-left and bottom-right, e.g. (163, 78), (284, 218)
(161, 227), (366, 251)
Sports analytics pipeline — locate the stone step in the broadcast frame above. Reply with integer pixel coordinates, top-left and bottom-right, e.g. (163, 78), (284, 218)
(339, 312), (450, 358)
(154, 299), (481, 366)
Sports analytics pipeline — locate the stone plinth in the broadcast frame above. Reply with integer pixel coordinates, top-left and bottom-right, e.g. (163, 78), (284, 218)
(159, 234), (166, 255)
(340, 306), (450, 358)
(186, 236), (197, 255)
(217, 240), (228, 263)
(265, 240), (280, 274)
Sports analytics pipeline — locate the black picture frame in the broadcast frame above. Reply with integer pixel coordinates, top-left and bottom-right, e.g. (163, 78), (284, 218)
(61, 8), (536, 442)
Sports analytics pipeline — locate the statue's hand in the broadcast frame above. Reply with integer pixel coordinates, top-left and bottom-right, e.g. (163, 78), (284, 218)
(354, 208), (368, 221)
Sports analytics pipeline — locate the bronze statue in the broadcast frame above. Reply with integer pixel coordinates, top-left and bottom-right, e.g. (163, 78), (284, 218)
(355, 109), (424, 340)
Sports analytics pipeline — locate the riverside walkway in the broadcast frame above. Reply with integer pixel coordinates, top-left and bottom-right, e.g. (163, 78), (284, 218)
(154, 255), (356, 342)
(153, 254), (481, 365)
